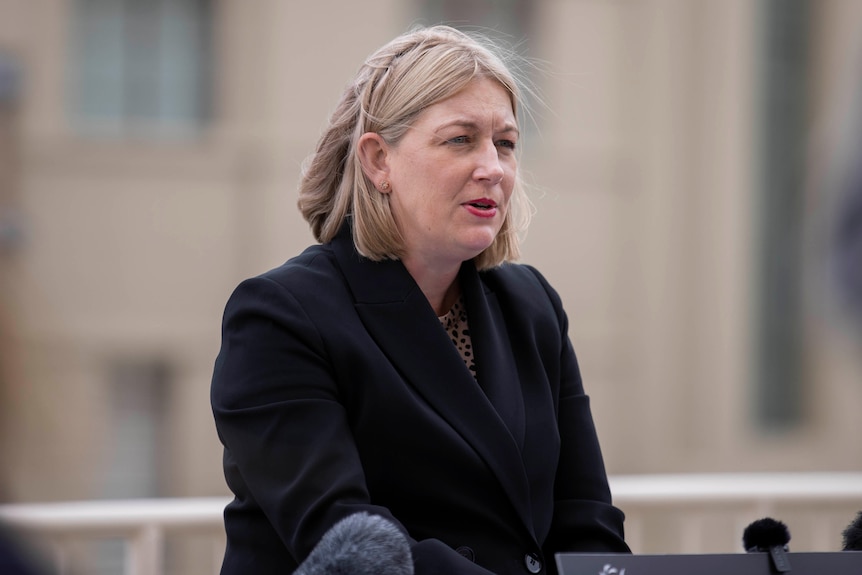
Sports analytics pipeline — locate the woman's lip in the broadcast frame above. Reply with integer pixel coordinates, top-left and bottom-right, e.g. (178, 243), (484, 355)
(464, 198), (497, 208)
(463, 204), (498, 218)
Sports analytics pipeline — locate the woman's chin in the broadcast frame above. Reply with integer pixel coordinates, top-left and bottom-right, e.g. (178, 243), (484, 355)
(458, 236), (497, 260)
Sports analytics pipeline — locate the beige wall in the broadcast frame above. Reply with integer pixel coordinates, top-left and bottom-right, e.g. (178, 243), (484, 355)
(0, 0), (860, 510)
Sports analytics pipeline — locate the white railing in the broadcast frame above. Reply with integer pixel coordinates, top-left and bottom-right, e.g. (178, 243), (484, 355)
(0, 497), (228, 575)
(1, 473), (861, 575)
(611, 472), (862, 554)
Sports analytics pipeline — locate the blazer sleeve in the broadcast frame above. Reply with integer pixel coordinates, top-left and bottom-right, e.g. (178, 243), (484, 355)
(528, 269), (631, 555)
(211, 275), (499, 575)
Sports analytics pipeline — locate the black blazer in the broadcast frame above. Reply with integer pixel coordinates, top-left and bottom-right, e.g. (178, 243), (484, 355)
(211, 225), (629, 575)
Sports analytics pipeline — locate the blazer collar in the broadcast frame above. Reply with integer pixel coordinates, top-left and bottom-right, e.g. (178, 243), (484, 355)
(330, 224), (536, 539)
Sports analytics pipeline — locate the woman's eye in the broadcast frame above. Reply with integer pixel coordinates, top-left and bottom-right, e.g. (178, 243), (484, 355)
(448, 136), (470, 144)
(497, 139), (517, 150)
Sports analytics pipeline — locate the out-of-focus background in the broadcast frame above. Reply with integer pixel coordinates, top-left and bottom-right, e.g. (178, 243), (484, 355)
(1, 0), (861, 574)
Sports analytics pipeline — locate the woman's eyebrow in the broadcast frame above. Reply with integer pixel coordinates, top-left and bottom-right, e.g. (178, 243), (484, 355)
(434, 120), (480, 133)
(434, 119), (519, 135)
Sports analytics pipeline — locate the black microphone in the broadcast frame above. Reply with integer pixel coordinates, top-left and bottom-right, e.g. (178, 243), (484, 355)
(842, 510), (862, 551)
(294, 512), (414, 575)
(742, 517), (791, 573)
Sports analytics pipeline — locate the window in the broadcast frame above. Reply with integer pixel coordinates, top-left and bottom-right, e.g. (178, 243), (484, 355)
(754, 0), (809, 430)
(101, 359), (171, 499)
(0, 50), (22, 252)
(70, 0), (214, 137)
(90, 359), (171, 574)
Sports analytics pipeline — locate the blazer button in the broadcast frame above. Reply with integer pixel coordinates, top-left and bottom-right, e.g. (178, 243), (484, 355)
(524, 552), (542, 573)
(455, 546), (475, 562)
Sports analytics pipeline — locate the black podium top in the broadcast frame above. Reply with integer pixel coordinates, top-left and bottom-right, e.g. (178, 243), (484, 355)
(556, 551), (862, 575)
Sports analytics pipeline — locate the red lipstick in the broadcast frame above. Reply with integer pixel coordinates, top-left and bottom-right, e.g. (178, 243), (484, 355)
(463, 198), (498, 218)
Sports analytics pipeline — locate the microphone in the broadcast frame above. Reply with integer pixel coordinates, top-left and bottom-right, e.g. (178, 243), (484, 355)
(294, 512), (414, 575)
(742, 517), (791, 573)
(843, 510), (862, 551)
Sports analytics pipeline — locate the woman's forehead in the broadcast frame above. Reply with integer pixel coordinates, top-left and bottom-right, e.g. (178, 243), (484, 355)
(414, 78), (517, 128)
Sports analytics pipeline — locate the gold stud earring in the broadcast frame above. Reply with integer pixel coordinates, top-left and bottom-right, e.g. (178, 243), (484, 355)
(379, 180), (390, 192)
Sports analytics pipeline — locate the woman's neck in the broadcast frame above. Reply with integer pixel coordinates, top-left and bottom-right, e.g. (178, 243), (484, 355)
(402, 257), (462, 316)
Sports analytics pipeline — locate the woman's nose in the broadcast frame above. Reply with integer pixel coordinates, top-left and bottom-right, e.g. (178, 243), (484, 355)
(473, 140), (505, 185)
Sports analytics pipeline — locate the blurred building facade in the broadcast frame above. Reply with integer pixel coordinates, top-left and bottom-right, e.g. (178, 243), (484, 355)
(0, 0), (860, 529)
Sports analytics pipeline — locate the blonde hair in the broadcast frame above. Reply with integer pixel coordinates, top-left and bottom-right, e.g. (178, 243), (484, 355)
(297, 25), (532, 270)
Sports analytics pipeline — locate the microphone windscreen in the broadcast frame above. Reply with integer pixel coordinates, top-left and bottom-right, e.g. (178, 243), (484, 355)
(294, 512), (413, 575)
(742, 517), (791, 551)
(843, 510), (862, 551)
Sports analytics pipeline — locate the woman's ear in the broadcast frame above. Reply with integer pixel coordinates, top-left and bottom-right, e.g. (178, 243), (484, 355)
(356, 132), (391, 192)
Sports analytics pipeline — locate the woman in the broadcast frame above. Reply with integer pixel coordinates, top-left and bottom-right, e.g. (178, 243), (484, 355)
(211, 25), (629, 575)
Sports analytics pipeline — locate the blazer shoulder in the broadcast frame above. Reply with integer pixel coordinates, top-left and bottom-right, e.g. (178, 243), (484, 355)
(480, 262), (566, 323)
(481, 262), (559, 302)
(222, 242), (350, 318)
(233, 242), (347, 298)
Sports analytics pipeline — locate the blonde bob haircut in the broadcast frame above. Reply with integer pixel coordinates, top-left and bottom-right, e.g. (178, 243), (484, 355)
(297, 25), (532, 270)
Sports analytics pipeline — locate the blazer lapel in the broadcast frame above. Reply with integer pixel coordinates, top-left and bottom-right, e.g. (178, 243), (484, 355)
(460, 263), (527, 451)
(330, 227), (536, 538)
